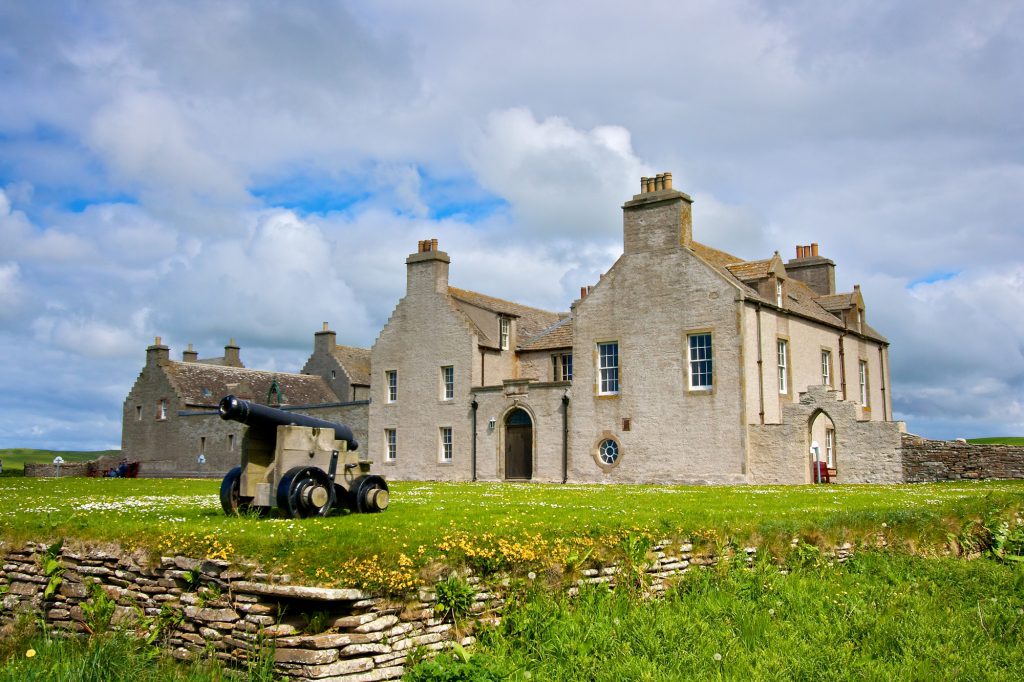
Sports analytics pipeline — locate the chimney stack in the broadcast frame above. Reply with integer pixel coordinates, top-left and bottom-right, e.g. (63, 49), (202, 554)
(785, 243), (836, 295)
(224, 339), (242, 367)
(314, 322), (337, 355)
(625, 171), (694, 252)
(407, 238), (451, 295)
(182, 343), (198, 363)
(146, 336), (169, 366)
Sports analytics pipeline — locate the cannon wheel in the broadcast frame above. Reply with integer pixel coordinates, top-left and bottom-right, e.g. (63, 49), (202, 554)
(220, 466), (256, 515)
(277, 466), (335, 518)
(351, 475), (390, 514)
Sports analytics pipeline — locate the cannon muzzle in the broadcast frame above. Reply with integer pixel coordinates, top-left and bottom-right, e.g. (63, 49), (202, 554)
(218, 395), (358, 450)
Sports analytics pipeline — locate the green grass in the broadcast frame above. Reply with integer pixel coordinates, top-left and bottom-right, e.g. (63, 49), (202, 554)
(0, 617), (276, 681)
(1, 478), (1022, 589)
(412, 552), (1024, 681)
(0, 449), (118, 474)
(968, 437), (1024, 446)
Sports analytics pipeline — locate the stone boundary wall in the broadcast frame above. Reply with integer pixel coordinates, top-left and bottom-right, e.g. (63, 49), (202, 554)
(0, 540), (853, 680)
(24, 463), (92, 477)
(901, 434), (1024, 483)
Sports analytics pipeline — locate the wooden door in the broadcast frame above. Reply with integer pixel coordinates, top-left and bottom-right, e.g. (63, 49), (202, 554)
(505, 425), (533, 479)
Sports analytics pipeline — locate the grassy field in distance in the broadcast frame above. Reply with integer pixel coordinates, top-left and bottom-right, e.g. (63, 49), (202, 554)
(967, 437), (1024, 446)
(0, 448), (119, 473)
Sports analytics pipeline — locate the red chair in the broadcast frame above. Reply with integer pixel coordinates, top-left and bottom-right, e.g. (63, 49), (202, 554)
(813, 460), (831, 483)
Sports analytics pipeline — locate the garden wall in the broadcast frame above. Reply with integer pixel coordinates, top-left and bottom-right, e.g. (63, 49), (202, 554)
(0, 539), (800, 680)
(901, 434), (1024, 483)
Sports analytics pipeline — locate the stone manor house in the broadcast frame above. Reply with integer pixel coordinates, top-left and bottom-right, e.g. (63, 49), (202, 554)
(123, 173), (905, 484)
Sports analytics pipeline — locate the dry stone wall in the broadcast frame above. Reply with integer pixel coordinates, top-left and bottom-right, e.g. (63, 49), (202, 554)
(901, 434), (1024, 482)
(0, 537), (822, 680)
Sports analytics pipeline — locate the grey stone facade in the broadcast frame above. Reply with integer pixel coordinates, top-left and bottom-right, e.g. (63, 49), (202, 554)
(366, 174), (903, 484)
(121, 335), (370, 478)
(123, 172), (910, 484)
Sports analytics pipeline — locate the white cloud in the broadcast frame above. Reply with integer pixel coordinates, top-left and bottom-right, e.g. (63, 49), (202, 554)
(465, 108), (649, 239)
(0, 0), (1022, 445)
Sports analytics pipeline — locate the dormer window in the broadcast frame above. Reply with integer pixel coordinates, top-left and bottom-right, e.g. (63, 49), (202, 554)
(499, 317), (510, 350)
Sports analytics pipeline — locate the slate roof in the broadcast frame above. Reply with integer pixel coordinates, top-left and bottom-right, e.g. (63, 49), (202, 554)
(331, 345), (371, 386)
(520, 315), (573, 351)
(816, 292), (858, 312)
(164, 362), (338, 408)
(689, 241), (887, 343)
(448, 286), (565, 342)
(725, 259), (773, 282)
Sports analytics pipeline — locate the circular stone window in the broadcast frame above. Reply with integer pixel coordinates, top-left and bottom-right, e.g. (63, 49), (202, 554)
(598, 439), (619, 465)
(592, 433), (623, 471)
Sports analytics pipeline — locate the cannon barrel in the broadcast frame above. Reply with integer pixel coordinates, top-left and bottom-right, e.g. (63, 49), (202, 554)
(218, 395), (358, 450)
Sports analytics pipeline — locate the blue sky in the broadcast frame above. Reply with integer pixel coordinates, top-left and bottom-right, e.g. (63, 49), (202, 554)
(1, 0), (1022, 449)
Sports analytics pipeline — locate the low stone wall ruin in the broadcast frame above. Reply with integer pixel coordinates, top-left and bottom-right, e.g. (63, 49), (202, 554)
(0, 538), (804, 680)
(901, 434), (1024, 483)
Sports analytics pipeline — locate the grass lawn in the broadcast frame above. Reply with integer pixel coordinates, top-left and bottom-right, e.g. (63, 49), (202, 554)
(968, 437), (1024, 446)
(418, 552), (1024, 681)
(0, 449), (118, 474)
(2, 477), (1022, 590)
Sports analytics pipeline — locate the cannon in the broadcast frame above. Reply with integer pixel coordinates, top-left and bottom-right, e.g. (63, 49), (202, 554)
(217, 395), (388, 518)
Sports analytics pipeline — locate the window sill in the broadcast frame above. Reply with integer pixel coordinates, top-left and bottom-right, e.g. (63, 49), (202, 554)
(596, 393), (620, 400)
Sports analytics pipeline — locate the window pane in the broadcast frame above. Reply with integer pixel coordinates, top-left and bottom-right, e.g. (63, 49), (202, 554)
(777, 340), (788, 394)
(688, 333), (713, 389)
(598, 343), (619, 394)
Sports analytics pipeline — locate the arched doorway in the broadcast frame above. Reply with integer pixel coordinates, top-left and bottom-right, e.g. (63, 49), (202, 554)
(504, 408), (533, 480)
(808, 410), (837, 482)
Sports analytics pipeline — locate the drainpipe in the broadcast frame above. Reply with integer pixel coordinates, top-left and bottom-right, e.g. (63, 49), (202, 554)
(561, 393), (570, 484)
(755, 303), (765, 424)
(838, 331), (848, 401)
(878, 346), (888, 421)
(471, 398), (478, 482)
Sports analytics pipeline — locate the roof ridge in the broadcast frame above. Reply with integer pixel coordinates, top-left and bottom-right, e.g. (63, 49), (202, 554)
(448, 285), (560, 317)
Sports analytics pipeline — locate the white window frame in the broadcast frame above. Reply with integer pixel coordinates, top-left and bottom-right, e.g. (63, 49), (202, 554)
(687, 333), (714, 391)
(597, 342), (619, 395)
(439, 426), (453, 463)
(386, 370), (397, 403)
(859, 360), (869, 407)
(821, 349), (832, 387)
(776, 280), (784, 307)
(385, 429), (396, 462)
(157, 399), (168, 420)
(441, 365), (454, 401)
(499, 317), (510, 351)
(777, 340), (789, 395)
(825, 428), (835, 467)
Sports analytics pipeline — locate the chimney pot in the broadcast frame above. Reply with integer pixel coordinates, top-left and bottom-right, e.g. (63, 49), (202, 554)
(580, 286), (587, 299)
(811, 243), (819, 257)
(655, 173), (664, 191)
(646, 176), (656, 193)
(155, 336), (162, 345)
(664, 172), (672, 190)
(187, 343), (193, 351)
(431, 238), (438, 251)
(640, 177), (648, 194)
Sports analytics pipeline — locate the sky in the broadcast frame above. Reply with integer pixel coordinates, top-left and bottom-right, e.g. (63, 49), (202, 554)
(0, 0), (1022, 450)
